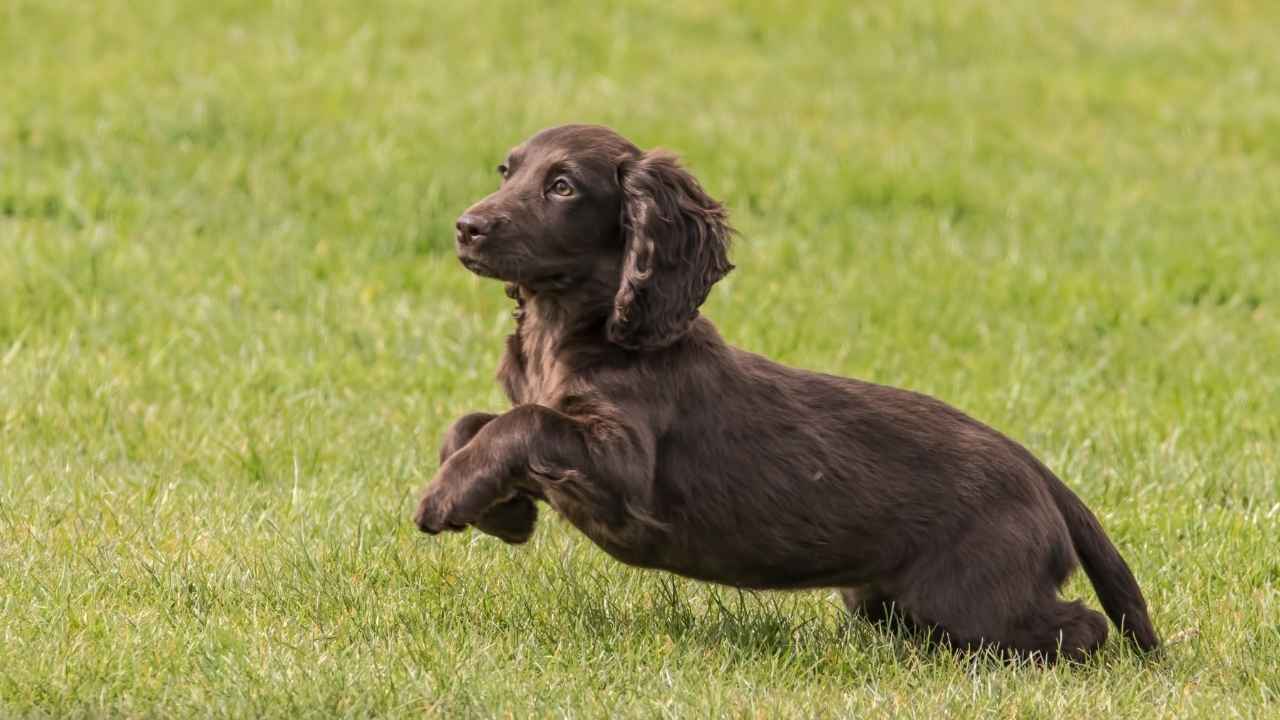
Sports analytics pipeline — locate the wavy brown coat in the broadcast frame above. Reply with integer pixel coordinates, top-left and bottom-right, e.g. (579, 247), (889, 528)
(414, 124), (1159, 662)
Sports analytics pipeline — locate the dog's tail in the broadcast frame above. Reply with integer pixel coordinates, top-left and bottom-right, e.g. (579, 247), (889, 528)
(1043, 466), (1160, 652)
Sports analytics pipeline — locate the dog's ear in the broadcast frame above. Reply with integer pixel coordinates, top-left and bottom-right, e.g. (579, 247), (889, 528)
(607, 151), (733, 350)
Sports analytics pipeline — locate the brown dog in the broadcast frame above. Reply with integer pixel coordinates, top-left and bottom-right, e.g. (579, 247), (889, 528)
(414, 124), (1159, 661)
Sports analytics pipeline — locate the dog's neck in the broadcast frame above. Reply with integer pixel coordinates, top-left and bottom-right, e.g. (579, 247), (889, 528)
(506, 278), (615, 344)
(499, 279), (617, 405)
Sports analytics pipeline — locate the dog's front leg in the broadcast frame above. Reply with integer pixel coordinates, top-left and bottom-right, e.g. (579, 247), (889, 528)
(414, 404), (652, 546)
(437, 412), (498, 463)
(435, 411), (540, 543)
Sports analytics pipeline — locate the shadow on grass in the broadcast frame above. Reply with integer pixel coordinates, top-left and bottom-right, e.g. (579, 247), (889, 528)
(551, 572), (1159, 678)
(561, 574), (933, 679)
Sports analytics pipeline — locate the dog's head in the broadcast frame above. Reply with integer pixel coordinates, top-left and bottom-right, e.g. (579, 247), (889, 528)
(454, 124), (733, 349)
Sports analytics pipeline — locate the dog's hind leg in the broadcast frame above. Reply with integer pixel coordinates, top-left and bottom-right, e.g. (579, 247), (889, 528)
(893, 512), (1109, 662)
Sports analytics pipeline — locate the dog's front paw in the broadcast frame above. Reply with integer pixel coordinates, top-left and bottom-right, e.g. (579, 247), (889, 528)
(413, 490), (468, 535)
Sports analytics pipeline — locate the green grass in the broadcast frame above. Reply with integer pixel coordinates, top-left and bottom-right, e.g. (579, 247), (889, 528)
(2, 0), (1278, 716)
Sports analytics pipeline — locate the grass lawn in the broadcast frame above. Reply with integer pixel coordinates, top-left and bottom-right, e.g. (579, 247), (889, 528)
(2, 0), (1278, 716)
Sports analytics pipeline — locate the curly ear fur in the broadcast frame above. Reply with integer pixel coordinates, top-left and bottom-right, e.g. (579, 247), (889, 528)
(607, 151), (734, 350)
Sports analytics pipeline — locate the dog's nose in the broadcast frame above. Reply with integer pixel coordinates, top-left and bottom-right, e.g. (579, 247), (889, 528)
(456, 213), (494, 246)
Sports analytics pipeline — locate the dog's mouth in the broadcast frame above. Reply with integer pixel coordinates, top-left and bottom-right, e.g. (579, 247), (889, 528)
(458, 253), (504, 280)
(457, 252), (577, 292)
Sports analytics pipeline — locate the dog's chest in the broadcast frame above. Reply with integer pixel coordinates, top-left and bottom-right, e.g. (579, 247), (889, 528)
(499, 321), (572, 407)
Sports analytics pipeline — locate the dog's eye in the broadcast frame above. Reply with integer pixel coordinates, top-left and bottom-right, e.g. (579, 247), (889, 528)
(497, 164), (509, 179)
(549, 178), (574, 197)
